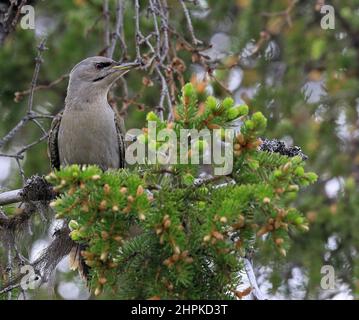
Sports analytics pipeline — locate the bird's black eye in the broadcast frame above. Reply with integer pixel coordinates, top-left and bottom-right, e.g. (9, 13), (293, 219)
(95, 62), (112, 69)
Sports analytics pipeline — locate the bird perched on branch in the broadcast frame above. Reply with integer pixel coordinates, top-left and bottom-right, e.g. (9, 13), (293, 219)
(48, 56), (140, 171)
(47, 56), (140, 281)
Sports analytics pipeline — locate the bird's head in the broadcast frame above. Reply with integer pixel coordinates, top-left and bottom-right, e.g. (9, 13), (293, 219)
(69, 56), (140, 90)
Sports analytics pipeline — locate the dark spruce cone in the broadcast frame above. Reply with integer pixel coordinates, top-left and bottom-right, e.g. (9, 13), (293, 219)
(260, 138), (308, 160)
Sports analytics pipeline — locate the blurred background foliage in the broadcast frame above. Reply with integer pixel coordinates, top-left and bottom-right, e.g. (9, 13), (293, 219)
(0, 0), (358, 299)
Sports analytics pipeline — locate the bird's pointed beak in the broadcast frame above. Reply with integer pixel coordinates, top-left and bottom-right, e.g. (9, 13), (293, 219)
(112, 61), (141, 71)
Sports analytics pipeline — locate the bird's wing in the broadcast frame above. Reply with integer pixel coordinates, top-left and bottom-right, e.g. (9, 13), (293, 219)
(114, 112), (126, 168)
(48, 110), (63, 170)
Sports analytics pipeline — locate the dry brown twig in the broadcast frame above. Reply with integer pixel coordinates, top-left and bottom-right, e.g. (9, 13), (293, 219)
(14, 73), (69, 103)
(260, 0), (298, 28)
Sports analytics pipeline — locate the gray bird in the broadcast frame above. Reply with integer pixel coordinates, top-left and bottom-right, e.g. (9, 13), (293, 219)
(48, 56), (140, 171)
(47, 56), (139, 281)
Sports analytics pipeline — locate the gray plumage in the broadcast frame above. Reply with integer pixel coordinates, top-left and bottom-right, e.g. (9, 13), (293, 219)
(48, 56), (139, 171)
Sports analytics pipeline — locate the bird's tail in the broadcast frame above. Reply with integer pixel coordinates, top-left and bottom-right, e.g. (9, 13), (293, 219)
(69, 243), (91, 285)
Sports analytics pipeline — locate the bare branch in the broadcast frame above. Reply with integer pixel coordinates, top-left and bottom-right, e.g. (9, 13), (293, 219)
(14, 74), (69, 102)
(158, 0), (170, 63)
(243, 258), (267, 300)
(0, 282), (21, 296)
(27, 38), (47, 113)
(155, 65), (172, 121)
(0, 112), (52, 149)
(109, 0), (127, 60)
(0, 175), (55, 213)
(149, 0), (161, 59)
(134, 0), (142, 61)
(103, 0), (111, 57)
(179, 0), (202, 46)
(31, 118), (48, 136)
(0, 133), (49, 165)
(0, 189), (23, 206)
(0, 117), (28, 149)
(0, 224), (73, 296)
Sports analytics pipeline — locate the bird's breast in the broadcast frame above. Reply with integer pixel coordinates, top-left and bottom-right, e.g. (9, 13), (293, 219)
(58, 109), (120, 170)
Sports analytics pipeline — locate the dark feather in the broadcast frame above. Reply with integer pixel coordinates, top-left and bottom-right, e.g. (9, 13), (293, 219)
(69, 243), (91, 286)
(114, 111), (126, 169)
(47, 111), (64, 170)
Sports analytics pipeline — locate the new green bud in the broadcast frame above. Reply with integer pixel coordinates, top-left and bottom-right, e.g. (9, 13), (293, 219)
(50, 199), (62, 207)
(252, 112), (267, 129)
(146, 111), (159, 122)
(291, 156), (303, 165)
(198, 201), (206, 210)
(288, 184), (300, 192)
(237, 104), (249, 117)
(70, 230), (82, 241)
(286, 192), (297, 201)
(55, 213), (64, 219)
(294, 166), (305, 177)
(306, 172), (318, 183)
(222, 97), (234, 110)
(244, 119), (254, 130)
(183, 173), (195, 186)
(206, 96), (217, 111)
(227, 107), (241, 120)
(198, 186), (209, 195)
(45, 172), (57, 182)
(273, 170), (282, 178)
(183, 83), (194, 97)
(68, 220), (79, 231)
